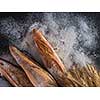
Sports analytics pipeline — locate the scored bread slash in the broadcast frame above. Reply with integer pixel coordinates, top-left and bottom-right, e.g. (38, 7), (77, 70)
(32, 29), (67, 73)
(32, 29), (83, 86)
(0, 59), (33, 87)
(9, 46), (57, 87)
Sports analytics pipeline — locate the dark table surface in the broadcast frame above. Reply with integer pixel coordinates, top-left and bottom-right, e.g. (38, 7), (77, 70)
(0, 12), (100, 86)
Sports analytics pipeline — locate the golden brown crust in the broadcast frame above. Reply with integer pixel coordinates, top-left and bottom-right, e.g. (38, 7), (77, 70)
(9, 46), (57, 87)
(32, 29), (83, 86)
(0, 59), (33, 87)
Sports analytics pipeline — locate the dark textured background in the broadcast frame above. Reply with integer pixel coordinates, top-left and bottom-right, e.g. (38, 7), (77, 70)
(0, 12), (100, 86)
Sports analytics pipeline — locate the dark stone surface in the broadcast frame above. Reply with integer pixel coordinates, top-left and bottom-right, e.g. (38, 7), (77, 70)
(0, 12), (100, 86)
